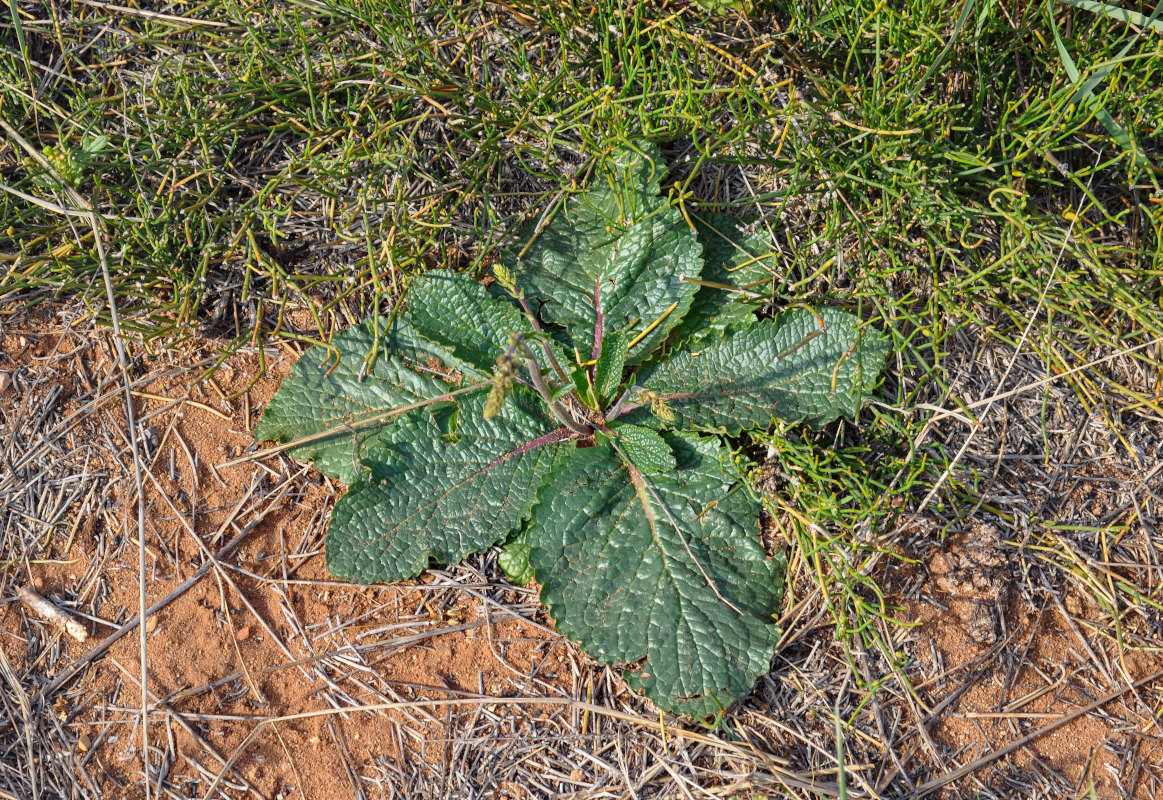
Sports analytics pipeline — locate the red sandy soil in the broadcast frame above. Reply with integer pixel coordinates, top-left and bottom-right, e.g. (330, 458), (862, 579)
(893, 522), (1161, 799)
(2, 323), (575, 800)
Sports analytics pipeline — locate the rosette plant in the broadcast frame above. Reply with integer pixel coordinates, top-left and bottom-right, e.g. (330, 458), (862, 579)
(257, 143), (888, 717)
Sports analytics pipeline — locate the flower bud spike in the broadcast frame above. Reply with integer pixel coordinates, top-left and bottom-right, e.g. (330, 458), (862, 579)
(484, 353), (516, 419)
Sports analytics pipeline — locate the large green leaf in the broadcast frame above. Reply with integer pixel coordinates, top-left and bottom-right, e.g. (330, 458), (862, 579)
(408, 269), (534, 375)
(670, 213), (775, 347)
(527, 433), (784, 717)
(254, 317), (463, 484)
(630, 306), (889, 434)
(503, 143), (702, 364)
(327, 390), (571, 583)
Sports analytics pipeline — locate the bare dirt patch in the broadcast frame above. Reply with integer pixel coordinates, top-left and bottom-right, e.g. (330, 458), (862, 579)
(0, 312), (810, 799)
(1, 323), (579, 798)
(889, 523), (1159, 798)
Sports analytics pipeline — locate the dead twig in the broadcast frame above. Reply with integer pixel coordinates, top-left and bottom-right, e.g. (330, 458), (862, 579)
(15, 586), (89, 642)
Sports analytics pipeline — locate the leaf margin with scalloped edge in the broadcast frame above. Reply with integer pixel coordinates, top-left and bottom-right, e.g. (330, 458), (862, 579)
(326, 388), (574, 584)
(630, 306), (889, 434)
(525, 432), (784, 717)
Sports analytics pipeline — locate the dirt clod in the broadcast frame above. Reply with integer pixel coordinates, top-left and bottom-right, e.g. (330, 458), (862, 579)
(930, 522), (1009, 645)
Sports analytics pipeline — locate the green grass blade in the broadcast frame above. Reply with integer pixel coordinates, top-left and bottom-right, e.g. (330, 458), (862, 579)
(5, 0), (34, 93)
(909, 0), (976, 98)
(1057, 0), (1163, 32)
(1048, 1), (1160, 188)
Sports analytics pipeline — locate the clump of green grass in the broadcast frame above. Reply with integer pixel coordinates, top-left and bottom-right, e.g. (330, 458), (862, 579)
(2, 1), (795, 338)
(750, 0), (1162, 675)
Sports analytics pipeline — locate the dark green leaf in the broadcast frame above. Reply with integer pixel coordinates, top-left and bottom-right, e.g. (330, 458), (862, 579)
(671, 213), (774, 347)
(527, 434), (784, 717)
(504, 144), (702, 364)
(630, 307), (889, 434)
(326, 389), (570, 583)
(254, 317), (460, 484)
